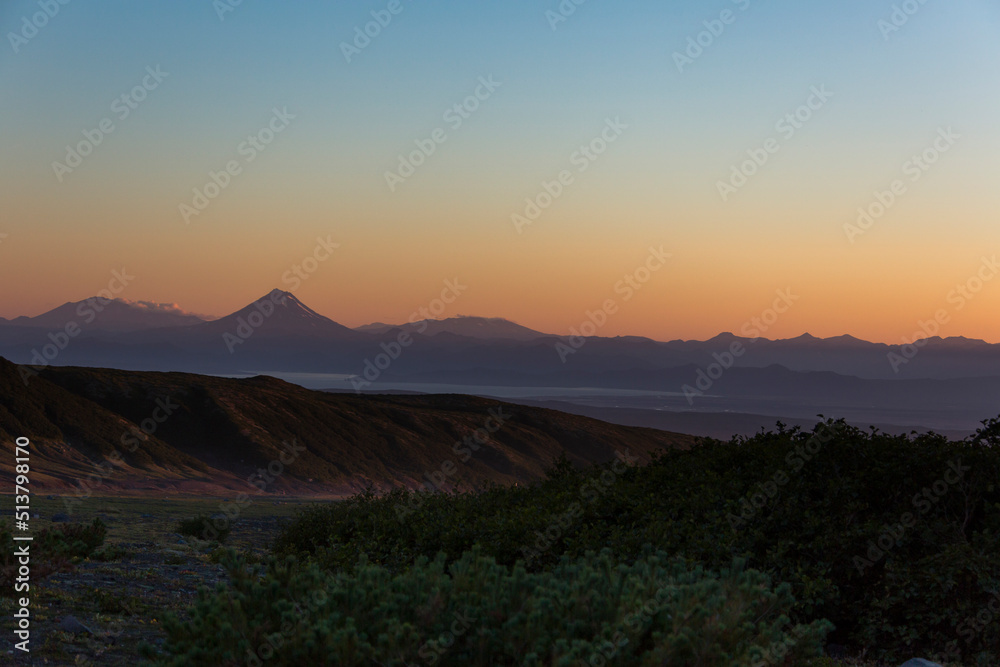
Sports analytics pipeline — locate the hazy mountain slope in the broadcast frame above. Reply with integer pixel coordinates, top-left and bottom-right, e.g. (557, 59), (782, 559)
(0, 357), (219, 491)
(192, 289), (365, 341)
(3, 290), (999, 380)
(5, 298), (207, 332)
(508, 398), (975, 442)
(0, 358), (696, 495)
(357, 316), (550, 341)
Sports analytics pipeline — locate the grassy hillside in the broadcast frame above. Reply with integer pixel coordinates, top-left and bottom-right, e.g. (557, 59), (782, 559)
(0, 358), (695, 495)
(0, 358), (216, 490)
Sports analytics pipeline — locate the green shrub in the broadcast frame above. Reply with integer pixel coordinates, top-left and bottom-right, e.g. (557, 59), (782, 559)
(38, 517), (107, 558)
(273, 417), (1000, 663)
(84, 587), (140, 615)
(91, 543), (128, 562)
(0, 518), (107, 595)
(176, 514), (230, 543)
(145, 547), (831, 666)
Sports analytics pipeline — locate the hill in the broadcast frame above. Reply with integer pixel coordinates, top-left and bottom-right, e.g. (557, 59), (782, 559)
(0, 357), (695, 496)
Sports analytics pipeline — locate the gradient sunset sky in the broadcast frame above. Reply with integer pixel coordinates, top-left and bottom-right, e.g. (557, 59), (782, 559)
(1, 0), (998, 343)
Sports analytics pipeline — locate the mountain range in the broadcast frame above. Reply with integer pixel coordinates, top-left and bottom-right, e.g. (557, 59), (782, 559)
(357, 316), (548, 341)
(1, 297), (209, 332)
(1, 290), (997, 437)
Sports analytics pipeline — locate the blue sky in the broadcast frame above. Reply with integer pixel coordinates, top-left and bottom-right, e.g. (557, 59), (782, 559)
(1, 0), (998, 342)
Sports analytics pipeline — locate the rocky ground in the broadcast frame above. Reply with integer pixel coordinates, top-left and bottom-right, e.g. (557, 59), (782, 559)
(0, 495), (308, 666)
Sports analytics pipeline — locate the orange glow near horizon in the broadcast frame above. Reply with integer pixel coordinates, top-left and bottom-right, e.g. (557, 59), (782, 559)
(1, 2), (997, 346)
(2, 223), (997, 345)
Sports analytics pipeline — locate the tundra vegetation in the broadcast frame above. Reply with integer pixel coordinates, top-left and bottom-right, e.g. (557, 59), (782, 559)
(146, 417), (1000, 665)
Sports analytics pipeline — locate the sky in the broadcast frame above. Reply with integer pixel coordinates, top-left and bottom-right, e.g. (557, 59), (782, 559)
(1, 0), (998, 344)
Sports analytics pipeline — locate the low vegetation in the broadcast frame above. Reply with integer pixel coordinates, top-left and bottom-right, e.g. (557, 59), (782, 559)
(176, 514), (231, 543)
(1, 517), (107, 594)
(142, 417), (1000, 664)
(146, 548), (832, 666)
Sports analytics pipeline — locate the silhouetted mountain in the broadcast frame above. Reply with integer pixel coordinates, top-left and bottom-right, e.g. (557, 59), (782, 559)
(0, 357), (694, 495)
(195, 289), (363, 340)
(507, 398), (975, 442)
(357, 316), (550, 341)
(4, 291), (999, 380)
(4, 297), (207, 332)
(1, 290), (999, 435)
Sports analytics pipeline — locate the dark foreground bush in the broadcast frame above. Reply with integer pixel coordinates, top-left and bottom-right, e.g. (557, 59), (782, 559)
(1, 518), (106, 594)
(144, 547), (831, 666)
(39, 516), (107, 557)
(176, 514), (230, 543)
(274, 417), (1000, 663)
